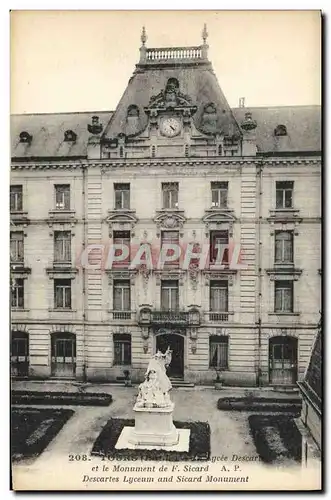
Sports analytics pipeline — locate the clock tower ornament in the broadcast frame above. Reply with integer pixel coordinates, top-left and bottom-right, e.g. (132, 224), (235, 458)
(160, 117), (182, 138)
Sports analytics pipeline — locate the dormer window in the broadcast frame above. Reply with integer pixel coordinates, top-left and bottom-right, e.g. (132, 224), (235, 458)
(127, 105), (139, 118)
(274, 124), (287, 137)
(64, 130), (77, 142)
(19, 131), (32, 144)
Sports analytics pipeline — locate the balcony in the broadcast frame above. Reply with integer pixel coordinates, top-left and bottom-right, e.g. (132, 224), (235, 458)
(111, 310), (133, 320)
(205, 311), (234, 323)
(10, 261), (31, 274)
(47, 209), (77, 226)
(10, 211), (30, 226)
(151, 310), (189, 326)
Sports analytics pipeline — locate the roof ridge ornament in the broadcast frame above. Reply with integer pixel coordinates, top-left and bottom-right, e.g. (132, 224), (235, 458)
(141, 26), (147, 47)
(202, 23), (208, 45)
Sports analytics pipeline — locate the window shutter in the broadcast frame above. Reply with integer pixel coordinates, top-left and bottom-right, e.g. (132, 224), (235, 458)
(64, 187), (70, 209)
(284, 234), (293, 262)
(161, 287), (169, 310)
(65, 287), (71, 308)
(275, 234), (282, 261)
(113, 285), (122, 310)
(275, 286), (282, 311)
(123, 286), (130, 310)
(284, 287), (292, 312)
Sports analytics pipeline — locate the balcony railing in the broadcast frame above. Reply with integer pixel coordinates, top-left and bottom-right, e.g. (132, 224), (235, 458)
(145, 46), (204, 62)
(151, 310), (189, 325)
(206, 311), (229, 322)
(112, 310), (132, 320)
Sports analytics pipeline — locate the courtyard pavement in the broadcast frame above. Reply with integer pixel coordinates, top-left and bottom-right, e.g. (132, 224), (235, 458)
(11, 381), (299, 465)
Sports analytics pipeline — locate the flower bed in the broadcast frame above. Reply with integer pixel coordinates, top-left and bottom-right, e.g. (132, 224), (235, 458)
(11, 407), (74, 462)
(91, 419), (210, 462)
(217, 397), (301, 414)
(248, 414), (302, 464)
(12, 391), (113, 406)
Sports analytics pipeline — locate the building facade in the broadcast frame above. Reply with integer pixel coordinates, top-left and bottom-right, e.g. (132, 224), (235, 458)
(10, 28), (321, 386)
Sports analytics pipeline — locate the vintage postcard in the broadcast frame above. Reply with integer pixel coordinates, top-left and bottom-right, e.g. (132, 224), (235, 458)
(10, 10), (322, 491)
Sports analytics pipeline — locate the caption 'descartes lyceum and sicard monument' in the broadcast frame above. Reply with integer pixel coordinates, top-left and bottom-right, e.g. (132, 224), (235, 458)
(115, 347), (190, 451)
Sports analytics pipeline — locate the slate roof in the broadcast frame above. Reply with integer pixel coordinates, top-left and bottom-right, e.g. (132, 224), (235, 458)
(11, 104), (321, 159)
(103, 63), (242, 140)
(232, 105), (321, 154)
(11, 111), (112, 159)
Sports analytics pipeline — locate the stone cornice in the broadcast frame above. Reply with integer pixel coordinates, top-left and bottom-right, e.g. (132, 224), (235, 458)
(11, 156), (321, 171)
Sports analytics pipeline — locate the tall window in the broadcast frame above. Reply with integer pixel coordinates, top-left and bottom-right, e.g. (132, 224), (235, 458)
(275, 280), (293, 313)
(113, 231), (131, 268)
(210, 280), (228, 321)
(211, 182), (228, 208)
(54, 231), (71, 263)
(275, 231), (293, 263)
(113, 334), (131, 365)
(113, 280), (131, 317)
(10, 185), (23, 212)
(161, 231), (179, 267)
(276, 181), (294, 209)
(162, 182), (178, 209)
(10, 232), (24, 262)
(11, 278), (24, 308)
(114, 183), (130, 209)
(54, 279), (72, 309)
(209, 335), (229, 369)
(210, 230), (229, 265)
(55, 185), (70, 210)
(161, 280), (179, 310)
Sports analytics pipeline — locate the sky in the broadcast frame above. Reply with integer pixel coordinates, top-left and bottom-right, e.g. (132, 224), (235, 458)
(10, 10), (321, 114)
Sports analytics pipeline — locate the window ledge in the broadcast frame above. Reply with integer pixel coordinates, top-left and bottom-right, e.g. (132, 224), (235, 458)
(108, 208), (136, 213)
(268, 312), (300, 316)
(48, 308), (77, 312)
(11, 308), (30, 312)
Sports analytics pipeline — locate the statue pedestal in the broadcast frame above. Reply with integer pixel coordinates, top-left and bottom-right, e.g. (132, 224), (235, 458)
(129, 403), (179, 447)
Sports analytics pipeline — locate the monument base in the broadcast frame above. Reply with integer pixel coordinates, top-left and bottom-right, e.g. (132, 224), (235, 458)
(115, 427), (190, 452)
(130, 402), (178, 446)
(114, 402), (191, 452)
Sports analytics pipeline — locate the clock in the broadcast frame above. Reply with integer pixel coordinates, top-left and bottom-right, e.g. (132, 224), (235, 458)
(160, 117), (182, 137)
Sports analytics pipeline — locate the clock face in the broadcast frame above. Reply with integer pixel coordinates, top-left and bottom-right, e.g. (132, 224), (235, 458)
(160, 117), (182, 137)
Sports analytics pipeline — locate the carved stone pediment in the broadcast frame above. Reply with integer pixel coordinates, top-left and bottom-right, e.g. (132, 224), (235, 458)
(106, 210), (138, 236)
(202, 210), (236, 237)
(154, 211), (186, 237)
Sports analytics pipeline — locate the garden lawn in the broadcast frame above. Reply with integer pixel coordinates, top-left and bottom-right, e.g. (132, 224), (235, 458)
(11, 407), (74, 462)
(248, 414), (302, 464)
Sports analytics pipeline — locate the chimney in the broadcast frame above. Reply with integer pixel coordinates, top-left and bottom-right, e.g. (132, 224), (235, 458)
(239, 97), (245, 108)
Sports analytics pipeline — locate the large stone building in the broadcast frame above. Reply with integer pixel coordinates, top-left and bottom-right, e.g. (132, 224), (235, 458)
(10, 28), (321, 386)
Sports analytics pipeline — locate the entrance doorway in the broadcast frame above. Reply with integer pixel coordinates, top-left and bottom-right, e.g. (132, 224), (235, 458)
(11, 331), (29, 377)
(156, 333), (184, 378)
(269, 336), (298, 385)
(51, 332), (76, 378)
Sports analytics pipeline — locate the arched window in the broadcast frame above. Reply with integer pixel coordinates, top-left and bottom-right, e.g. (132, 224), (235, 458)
(127, 105), (139, 118)
(19, 131), (32, 144)
(166, 78), (179, 91)
(274, 124), (287, 137)
(64, 130), (77, 142)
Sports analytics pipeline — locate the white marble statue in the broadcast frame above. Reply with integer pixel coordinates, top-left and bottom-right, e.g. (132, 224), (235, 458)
(136, 347), (173, 408)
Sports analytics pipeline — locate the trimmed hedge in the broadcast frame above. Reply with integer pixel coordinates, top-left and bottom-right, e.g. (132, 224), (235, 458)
(12, 407), (74, 462)
(91, 419), (210, 462)
(12, 391), (113, 406)
(248, 414), (302, 463)
(217, 397), (301, 414)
